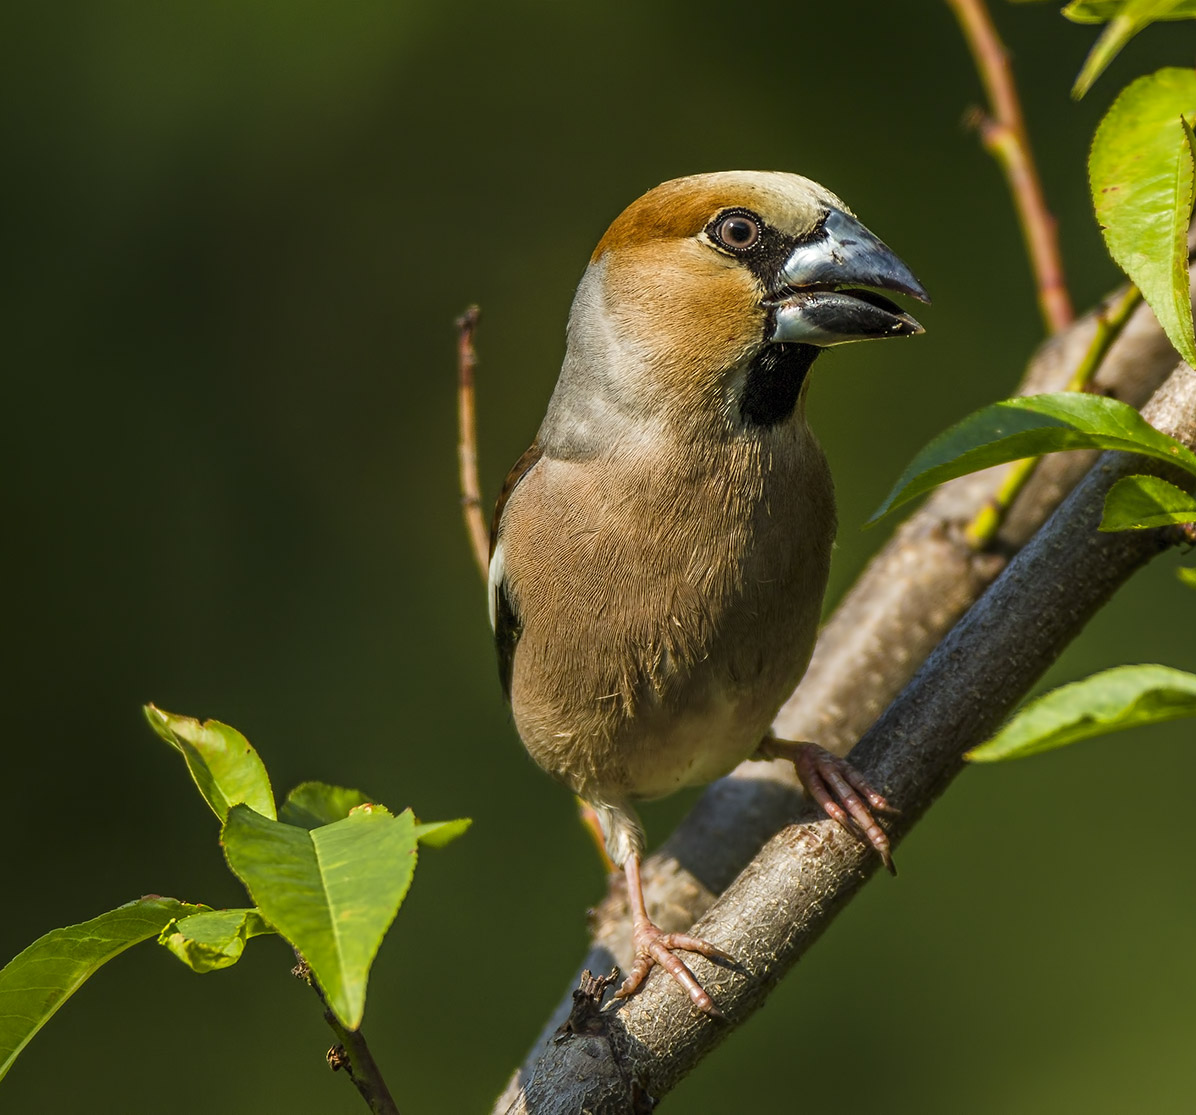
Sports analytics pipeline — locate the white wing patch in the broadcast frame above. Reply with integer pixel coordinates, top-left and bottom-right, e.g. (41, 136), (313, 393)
(487, 540), (504, 631)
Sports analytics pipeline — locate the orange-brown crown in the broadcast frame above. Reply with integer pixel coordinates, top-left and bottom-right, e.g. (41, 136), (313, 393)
(591, 171), (846, 262)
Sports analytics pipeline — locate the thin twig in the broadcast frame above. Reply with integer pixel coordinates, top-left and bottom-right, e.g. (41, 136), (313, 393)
(947, 0), (1073, 334)
(292, 957), (400, 1115)
(457, 308), (614, 860)
(964, 284), (1143, 549)
(457, 305), (490, 580)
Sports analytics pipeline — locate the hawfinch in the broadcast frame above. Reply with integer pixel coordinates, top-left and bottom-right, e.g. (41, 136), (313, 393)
(488, 170), (927, 1015)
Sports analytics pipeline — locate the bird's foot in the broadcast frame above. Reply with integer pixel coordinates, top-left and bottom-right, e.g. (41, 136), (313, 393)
(614, 917), (731, 1018)
(761, 738), (899, 874)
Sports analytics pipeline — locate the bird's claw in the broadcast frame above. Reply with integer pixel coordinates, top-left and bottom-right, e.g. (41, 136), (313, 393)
(765, 739), (898, 874)
(615, 920), (729, 1018)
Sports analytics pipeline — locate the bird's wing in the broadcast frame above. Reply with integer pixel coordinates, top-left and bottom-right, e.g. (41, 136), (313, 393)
(488, 441), (543, 700)
(489, 441), (543, 559)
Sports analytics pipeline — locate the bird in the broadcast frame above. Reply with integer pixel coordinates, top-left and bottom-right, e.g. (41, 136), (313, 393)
(487, 170), (927, 1016)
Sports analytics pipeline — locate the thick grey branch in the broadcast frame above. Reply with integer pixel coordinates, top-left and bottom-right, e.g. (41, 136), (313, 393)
(497, 362), (1196, 1114)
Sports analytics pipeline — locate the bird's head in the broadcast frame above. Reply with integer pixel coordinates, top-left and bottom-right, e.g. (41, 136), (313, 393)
(547, 170), (928, 445)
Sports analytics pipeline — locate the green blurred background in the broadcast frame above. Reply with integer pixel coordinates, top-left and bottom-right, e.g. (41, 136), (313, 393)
(4, 2), (1194, 1111)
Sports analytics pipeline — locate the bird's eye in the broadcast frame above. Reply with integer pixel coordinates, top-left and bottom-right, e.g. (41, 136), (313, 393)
(713, 212), (761, 251)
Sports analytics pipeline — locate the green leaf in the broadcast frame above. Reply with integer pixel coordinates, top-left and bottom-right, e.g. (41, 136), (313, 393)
(279, 782), (470, 844)
(279, 783), (470, 846)
(158, 908), (274, 973)
(413, 817), (472, 847)
(871, 392), (1196, 522)
(1179, 566), (1196, 587)
(1090, 68), (1196, 364)
(145, 705), (276, 821)
(1100, 473), (1196, 529)
(0, 896), (207, 1081)
(222, 803), (418, 1029)
(279, 781), (372, 829)
(967, 664), (1196, 762)
(1063, 0), (1196, 24)
(1070, 2), (1194, 97)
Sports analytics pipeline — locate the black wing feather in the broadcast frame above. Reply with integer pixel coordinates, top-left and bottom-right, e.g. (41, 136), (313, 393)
(494, 578), (523, 701)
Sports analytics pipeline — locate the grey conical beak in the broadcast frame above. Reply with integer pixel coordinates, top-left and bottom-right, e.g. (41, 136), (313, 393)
(769, 208), (929, 347)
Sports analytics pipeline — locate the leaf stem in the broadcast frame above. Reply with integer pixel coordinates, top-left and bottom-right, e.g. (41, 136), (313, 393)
(964, 285), (1143, 549)
(293, 957), (401, 1115)
(1063, 286), (1143, 392)
(456, 306), (490, 582)
(945, 0), (1074, 334)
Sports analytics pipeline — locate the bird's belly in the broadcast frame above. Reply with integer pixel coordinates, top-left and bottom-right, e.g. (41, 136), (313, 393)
(621, 683), (774, 800)
(512, 579), (822, 805)
(503, 434), (833, 805)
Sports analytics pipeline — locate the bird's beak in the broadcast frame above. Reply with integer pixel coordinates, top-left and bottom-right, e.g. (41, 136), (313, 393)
(768, 209), (929, 347)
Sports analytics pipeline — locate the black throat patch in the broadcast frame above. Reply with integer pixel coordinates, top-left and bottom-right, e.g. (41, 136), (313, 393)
(739, 343), (819, 427)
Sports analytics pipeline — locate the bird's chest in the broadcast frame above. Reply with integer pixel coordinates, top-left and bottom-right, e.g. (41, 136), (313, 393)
(501, 432), (835, 799)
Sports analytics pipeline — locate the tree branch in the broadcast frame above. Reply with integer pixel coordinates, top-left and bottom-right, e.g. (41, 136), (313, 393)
(945, 0), (1073, 333)
(493, 282), (1193, 1109)
(496, 361), (1196, 1113)
(456, 305), (489, 580)
(293, 957), (401, 1115)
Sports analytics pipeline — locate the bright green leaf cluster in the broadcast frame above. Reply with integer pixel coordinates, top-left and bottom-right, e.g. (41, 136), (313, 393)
(967, 665), (1196, 761)
(1089, 68), (1196, 366)
(878, 16), (1196, 776)
(0, 708), (470, 1081)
